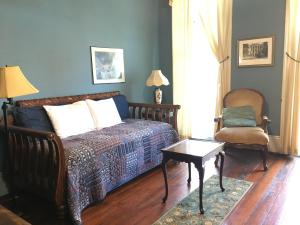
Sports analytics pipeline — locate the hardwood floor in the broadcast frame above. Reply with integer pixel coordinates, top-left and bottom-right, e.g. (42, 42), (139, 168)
(1, 148), (299, 225)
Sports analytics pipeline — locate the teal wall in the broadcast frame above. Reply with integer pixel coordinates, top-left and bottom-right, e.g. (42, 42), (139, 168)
(159, 0), (173, 103)
(0, 0), (173, 103)
(0, 0), (172, 195)
(231, 0), (285, 135)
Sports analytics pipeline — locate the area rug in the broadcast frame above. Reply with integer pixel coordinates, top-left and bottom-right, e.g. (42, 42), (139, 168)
(153, 175), (252, 225)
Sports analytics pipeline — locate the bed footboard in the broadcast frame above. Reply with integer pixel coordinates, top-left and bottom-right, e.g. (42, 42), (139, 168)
(7, 126), (66, 218)
(128, 103), (180, 132)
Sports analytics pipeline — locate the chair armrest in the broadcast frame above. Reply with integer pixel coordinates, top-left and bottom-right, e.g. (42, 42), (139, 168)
(128, 102), (180, 132)
(262, 116), (271, 133)
(214, 115), (222, 132)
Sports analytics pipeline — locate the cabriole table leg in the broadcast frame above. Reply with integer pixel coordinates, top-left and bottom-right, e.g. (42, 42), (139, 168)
(195, 162), (205, 214)
(162, 156), (169, 203)
(187, 162), (191, 184)
(219, 151), (225, 192)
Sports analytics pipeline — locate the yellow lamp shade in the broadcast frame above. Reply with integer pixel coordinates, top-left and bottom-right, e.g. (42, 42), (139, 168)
(146, 70), (169, 87)
(0, 66), (39, 98)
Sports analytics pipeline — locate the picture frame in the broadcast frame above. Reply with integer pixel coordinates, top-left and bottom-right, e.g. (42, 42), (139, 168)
(237, 36), (274, 67)
(91, 47), (125, 84)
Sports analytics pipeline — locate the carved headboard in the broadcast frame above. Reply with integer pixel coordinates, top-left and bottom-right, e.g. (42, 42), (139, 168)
(16, 91), (120, 107)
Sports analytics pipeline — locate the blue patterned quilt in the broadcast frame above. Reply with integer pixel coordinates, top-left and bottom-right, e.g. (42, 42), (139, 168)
(62, 119), (179, 224)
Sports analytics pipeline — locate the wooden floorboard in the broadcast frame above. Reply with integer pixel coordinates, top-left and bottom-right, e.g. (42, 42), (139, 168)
(0, 149), (299, 225)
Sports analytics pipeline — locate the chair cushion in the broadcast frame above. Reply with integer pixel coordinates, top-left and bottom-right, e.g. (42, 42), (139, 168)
(215, 127), (269, 145)
(13, 106), (54, 132)
(222, 106), (256, 127)
(113, 95), (130, 120)
(223, 89), (264, 125)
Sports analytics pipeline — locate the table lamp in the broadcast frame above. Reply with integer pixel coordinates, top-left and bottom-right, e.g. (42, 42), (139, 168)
(0, 65), (39, 183)
(146, 70), (169, 104)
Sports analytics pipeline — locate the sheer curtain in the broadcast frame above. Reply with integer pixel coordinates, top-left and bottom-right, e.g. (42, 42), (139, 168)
(172, 0), (194, 137)
(198, 0), (232, 123)
(280, 0), (300, 155)
(171, 0), (232, 139)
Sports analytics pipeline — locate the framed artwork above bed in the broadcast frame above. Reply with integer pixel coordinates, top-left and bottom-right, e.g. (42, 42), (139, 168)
(91, 47), (125, 84)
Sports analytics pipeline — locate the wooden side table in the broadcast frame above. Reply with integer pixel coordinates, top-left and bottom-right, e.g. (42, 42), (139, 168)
(161, 138), (225, 214)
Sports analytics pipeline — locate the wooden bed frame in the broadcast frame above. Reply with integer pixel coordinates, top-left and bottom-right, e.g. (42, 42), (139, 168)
(6, 91), (180, 218)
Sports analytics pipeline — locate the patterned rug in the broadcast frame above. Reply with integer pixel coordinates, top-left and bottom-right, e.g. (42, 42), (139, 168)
(153, 175), (252, 225)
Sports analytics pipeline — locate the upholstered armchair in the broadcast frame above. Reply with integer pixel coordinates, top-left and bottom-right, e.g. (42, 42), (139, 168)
(214, 88), (271, 171)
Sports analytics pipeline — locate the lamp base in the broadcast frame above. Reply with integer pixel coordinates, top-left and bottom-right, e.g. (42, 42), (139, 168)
(155, 88), (162, 104)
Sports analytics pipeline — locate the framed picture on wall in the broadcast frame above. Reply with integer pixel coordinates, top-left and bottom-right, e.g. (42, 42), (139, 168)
(237, 36), (274, 67)
(91, 47), (125, 84)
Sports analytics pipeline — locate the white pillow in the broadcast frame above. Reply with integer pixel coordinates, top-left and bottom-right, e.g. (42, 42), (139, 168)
(43, 101), (96, 138)
(86, 98), (122, 130)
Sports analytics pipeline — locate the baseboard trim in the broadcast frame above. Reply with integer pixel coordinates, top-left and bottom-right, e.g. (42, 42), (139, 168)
(269, 135), (281, 153)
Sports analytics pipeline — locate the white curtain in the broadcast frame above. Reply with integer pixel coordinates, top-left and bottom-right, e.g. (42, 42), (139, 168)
(198, 0), (232, 123)
(280, 0), (300, 155)
(172, 0), (194, 137)
(172, 0), (232, 138)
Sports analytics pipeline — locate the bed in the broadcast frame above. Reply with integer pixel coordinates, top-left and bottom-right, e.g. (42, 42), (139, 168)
(6, 91), (180, 224)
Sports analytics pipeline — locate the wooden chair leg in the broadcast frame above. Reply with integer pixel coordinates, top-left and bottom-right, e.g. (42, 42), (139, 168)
(261, 146), (268, 171)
